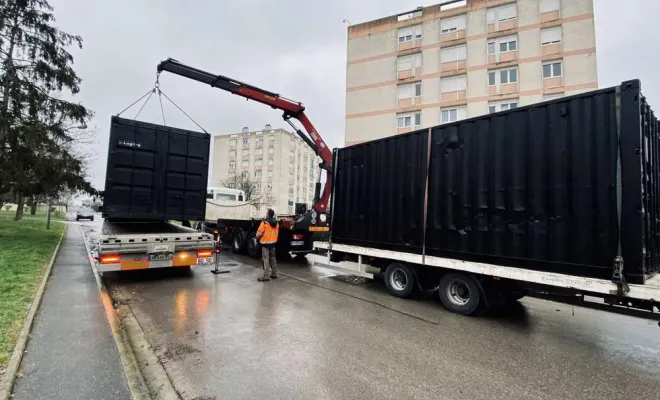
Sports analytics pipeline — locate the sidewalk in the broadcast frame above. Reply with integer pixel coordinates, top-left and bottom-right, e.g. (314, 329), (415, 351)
(11, 224), (131, 400)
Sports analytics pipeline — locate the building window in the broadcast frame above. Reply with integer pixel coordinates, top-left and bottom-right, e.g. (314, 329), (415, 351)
(229, 162), (236, 169)
(255, 149), (263, 156)
(489, 101), (518, 113)
(540, 0), (561, 19)
(542, 61), (562, 78)
(397, 82), (422, 105)
(288, 188), (294, 196)
(441, 75), (467, 95)
(255, 183), (261, 191)
(254, 170), (262, 179)
(440, 14), (466, 35)
(242, 149), (249, 156)
(488, 72), (496, 86)
(241, 161), (249, 168)
(487, 4), (517, 31)
(541, 27), (562, 46)
(489, 68), (518, 86)
(242, 138), (249, 145)
(397, 112), (421, 128)
(492, 37), (516, 53)
(541, 27), (562, 55)
(397, 53), (423, 78)
(500, 68), (517, 84)
(441, 107), (466, 123)
(397, 25), (422, 44)
(440, 44), (467, 72)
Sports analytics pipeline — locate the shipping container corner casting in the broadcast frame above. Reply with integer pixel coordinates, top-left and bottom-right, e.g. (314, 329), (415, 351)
(330, 80), (660, 285)
(103, 116), (210, 222)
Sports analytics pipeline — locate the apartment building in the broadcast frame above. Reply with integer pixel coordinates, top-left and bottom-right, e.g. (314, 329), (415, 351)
(211, 125), (319, 215)
(345, 0), (598, 145)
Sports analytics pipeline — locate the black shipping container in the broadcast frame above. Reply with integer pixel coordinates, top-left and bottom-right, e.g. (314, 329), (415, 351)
(103, 116), (210, 221)
(331, 80), (660, 284)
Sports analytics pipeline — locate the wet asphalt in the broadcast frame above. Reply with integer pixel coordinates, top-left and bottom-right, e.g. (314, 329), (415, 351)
(82, 220), (660, 400)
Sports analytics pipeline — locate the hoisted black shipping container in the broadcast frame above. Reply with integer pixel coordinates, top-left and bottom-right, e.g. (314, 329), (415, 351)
(103, 116), (210, 222)
(331, 80), (660, 284)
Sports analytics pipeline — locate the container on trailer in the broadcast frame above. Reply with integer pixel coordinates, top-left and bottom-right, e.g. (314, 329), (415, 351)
(103, 116), (210, 221)
(331, 80), (660, 284)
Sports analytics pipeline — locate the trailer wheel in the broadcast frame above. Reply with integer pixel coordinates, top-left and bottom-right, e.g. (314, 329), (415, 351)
(246, 231), (261, 259)
(384, 263), (416, 298)
(438, 273), (481, 316)
(232, 230), (246, 254)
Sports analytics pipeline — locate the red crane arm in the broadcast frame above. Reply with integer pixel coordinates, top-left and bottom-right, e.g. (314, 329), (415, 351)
(157, 58), (333, 213)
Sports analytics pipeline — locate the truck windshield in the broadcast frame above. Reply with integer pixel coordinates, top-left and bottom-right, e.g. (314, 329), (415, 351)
(215, 193), (237, 201)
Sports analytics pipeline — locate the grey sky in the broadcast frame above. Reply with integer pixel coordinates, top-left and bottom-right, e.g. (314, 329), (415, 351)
(49, 0), (660, 190)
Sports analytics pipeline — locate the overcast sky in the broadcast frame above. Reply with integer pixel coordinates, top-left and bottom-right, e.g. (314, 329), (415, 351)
(49, 0), (660, 190)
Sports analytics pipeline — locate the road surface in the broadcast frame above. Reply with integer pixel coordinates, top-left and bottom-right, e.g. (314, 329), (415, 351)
(82, 221), (660, 400)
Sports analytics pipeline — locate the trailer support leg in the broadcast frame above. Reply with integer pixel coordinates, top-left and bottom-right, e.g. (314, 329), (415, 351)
(610, 256), (629, 296)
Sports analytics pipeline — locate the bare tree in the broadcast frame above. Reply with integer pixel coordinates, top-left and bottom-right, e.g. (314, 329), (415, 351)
(219, 171), (274, 210)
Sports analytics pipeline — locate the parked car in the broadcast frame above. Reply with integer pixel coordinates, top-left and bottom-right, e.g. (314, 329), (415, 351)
(76, 208), (94, 221)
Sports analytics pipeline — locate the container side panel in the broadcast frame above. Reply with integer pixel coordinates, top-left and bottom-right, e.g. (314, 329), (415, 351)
(332, 82), (656, 282)
(103, 117), (210, 221)
(426, 90), (621, 278)
(332, 130), (428, 252)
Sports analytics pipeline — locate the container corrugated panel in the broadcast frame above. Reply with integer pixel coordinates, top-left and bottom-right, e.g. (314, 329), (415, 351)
(103, 116), (210, 221)
(331, 80), (660, 284)
(331, 131), (429, 253)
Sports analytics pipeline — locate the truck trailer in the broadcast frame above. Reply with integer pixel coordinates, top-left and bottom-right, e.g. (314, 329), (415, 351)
(316, 80), (660, 316)
(98, 116), (216, 272)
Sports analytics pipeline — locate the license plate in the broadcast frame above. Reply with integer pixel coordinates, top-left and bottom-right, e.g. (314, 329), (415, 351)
(154, 245), (170, 252)
(149, 253), (173, 261)
(291, 241), (304, 246)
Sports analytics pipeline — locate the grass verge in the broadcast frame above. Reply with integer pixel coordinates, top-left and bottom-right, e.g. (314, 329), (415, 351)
(0, 214), (66, 371)
(0, 209), (66, 222)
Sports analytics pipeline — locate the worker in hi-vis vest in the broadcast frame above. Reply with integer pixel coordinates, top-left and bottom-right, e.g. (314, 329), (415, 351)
(256, 209), (279, 281)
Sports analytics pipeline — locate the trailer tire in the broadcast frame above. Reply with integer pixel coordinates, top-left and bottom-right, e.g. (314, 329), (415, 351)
(232, 230), (246, 254)
(438, 273), (481, 316)
(246, 231), (261, 259)
(384, 263), (416, 298)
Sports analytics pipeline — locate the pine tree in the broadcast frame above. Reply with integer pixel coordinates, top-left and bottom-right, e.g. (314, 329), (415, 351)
(0, 0), (93, 220)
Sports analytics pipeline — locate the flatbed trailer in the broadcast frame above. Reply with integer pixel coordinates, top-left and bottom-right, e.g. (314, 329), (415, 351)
(314, 241), (660, 316)
(97, 221), (216, 272)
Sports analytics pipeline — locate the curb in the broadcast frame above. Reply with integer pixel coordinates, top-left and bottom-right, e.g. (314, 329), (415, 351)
(0, 224), (68, 400)
(80, 225), (180, 400)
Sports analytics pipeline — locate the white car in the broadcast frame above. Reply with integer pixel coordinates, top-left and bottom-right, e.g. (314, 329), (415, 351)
(76, 208), (94, 221)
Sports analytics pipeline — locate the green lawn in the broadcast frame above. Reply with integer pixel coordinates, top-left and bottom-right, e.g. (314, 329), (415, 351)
(0, 213), (66, 370)
(0, 209), (66, 222)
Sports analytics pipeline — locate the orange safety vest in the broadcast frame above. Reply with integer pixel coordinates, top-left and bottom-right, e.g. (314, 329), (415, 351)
(257, 220), (279, 245)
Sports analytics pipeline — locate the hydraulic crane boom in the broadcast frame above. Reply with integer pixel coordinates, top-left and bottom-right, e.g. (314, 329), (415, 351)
(157, 58), (333, 213)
